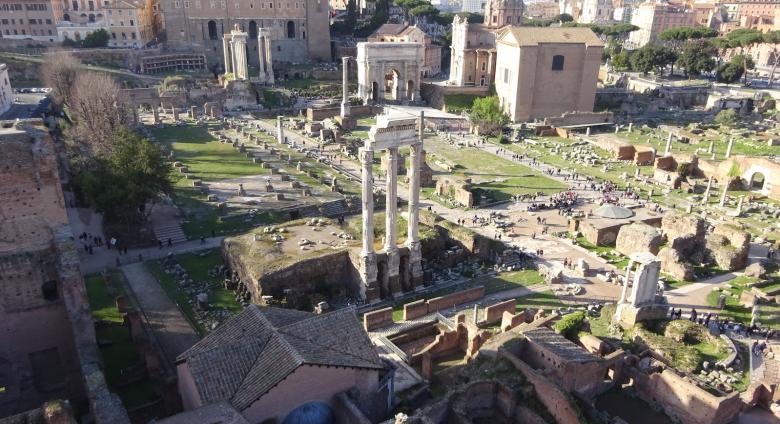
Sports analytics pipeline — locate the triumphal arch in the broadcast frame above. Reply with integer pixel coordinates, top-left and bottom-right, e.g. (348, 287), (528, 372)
(356, 42), (423, 104)
(358, 113), (425, 301)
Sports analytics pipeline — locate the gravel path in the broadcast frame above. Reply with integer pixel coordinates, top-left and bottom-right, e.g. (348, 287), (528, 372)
(120, 262), (200, 365)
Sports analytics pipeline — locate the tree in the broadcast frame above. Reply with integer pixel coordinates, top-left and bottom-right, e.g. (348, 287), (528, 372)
(629, 44), (677, 75)
(676, 39), (716, 77)
(409, 3), (439, 21)
(73, 129), (173, 229)
(716, 54), (754, 83)
(715, 109), (738, 127)
(763, 30), (780, 86)
(469, 96), (508, 135)
(395, 0), (426, 22)
(67, 72), (131, 158)
(555, 13), (574, 23)
(611, 50), (631, 71)
(41, 52), (82, 106)
(659, 27), (717, 75)
(726, 28), (763, 85)
(83, 29), (109, 48)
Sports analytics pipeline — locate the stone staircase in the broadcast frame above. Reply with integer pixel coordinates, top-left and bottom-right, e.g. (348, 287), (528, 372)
(301, 200), (351, 218)
(153, 223), (188, 244)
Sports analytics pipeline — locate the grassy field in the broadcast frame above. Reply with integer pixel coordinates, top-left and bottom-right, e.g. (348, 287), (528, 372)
(575, 236), (630, 269)
(476, 269), (544, 294)
(617, 127), (780, 158)
(85, 273), (157, 409)
(515, 290), (567, 312)
(145, 249), (242, 336)
(706, 276), (780, 329)
(426, 136), (566, 203)
(443, 94), (480, 113)
(151, 124), (266, 182)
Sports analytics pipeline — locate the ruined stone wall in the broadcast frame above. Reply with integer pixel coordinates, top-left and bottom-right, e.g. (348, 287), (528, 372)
(518, 338), (606, 399)
(632, 368), (744, 424)
(306, 105), (379, 121)
(484, 299), (516, 325)
(0, 121), (129, 422)
(499, 350), (584, 424)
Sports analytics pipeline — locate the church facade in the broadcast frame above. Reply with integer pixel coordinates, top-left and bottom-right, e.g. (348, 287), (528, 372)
(160, 0), (332, 70)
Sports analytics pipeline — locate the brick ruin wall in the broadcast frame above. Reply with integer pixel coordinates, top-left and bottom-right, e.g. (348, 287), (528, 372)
(632, 368), (744, 424)
(0, 121), (128, 422)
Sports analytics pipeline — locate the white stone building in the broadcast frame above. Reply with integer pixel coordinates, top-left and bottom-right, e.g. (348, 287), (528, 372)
(0, 64), (12, 117)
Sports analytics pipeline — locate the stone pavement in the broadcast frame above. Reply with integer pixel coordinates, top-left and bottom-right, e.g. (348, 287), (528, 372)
(78, 237), (223, 275)
(120, 263), (200, 365)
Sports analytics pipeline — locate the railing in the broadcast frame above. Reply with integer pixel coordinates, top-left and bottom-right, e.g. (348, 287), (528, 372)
(376, 335), (409, 363)
(436, 312), (456, 329)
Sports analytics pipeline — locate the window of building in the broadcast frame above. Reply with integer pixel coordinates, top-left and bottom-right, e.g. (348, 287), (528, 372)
(29, 19), (36, 24)
(552, 55), (564, 71)
(481, 62), (485, 71)
(46, 19), (51, 24)
(131, 32), (136, 39)
(88, 0), (94, 10)
(235, 1), (239, 8)
(503, 68), (509, 83)
(207, 20), (217, 39)
(130, 19), (134, 25)
(48, 29), (52, 35)
(184, 1), (189, 7)
(72, 0), (78, 10)
(112, 32), (116, 38)
(41, 281), (58, 301)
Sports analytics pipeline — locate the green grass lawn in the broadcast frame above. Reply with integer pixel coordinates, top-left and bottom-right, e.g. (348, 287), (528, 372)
(151, 123), (266, 182)
(515, 290), (566, 312)
(477, 269), (544, 295)
(574, 236), (629, 269)
(84, 273), (157, 410)
(706, 276), (780, 329)
(426, 136), (566, 203)
(145, 249), (243, 336)
(443, 94), (480, 113)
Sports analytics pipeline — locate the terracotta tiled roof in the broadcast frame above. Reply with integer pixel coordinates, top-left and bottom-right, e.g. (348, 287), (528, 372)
(177, 306), (384, 411)
(500, 26), (605, 47)
(372, 23), (409, 36)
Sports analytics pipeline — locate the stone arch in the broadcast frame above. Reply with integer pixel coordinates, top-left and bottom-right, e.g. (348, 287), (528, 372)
(286, 21), (295, 39)
(207, 20), (218, 40)
(356, 42), (423, 104)
(248, 20), (258, 38)
(749, 171), (766, 190)
(88, 13), (95, 22)
(384, 68), (401, 100)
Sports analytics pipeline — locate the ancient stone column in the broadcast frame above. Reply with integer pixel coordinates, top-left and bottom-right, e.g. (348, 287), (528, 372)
(585, 127), (591, 136)
(231, 30), (249, 80)
(190, 105), (197, 119)
(702, 176), (713, 205)
(736, 195), (745, 215)
(725, 137), (734, 158)
(406, 116), (425, 288)
(359, 148), (378, 301)
(664, 133), (673, 156)
(223, 36), (233, 74)
(619, 261), (634, 303)
(152, 106), (160, 124)
(341, 56), (351, 118)
(707, 140), (714, 154)
(385, 147), (401, 295)
(258, 29), (274, 84)
(628, 122), (633, 133)
(719, 182), (729, 207)
(276, 116), (284, 144)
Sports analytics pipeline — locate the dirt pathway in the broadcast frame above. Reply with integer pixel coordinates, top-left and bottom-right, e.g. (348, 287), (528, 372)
(120, 263), (200, 365)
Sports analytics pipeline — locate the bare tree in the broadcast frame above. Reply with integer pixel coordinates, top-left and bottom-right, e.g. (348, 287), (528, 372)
(67, 72), (131, 157)
(40, 51), (82, 105)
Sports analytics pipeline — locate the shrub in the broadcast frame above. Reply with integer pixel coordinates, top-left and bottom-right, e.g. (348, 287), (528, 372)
(554, 311), (586, 339)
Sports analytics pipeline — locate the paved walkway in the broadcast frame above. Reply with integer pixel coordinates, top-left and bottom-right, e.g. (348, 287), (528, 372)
(120, 263), (200, 365)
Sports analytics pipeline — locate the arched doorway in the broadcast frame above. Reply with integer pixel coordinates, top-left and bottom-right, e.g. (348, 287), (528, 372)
(406, 80), (414, 101)
(750, 172), (766, 190)
(207, 20), (218, 40)
(63, 13), (70, 21)
(384, 69), (401, 100)
(88, 13), (95, 22)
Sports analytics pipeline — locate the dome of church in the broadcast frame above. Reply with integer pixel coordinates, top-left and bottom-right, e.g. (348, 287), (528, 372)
(282, 402), (335, 424)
